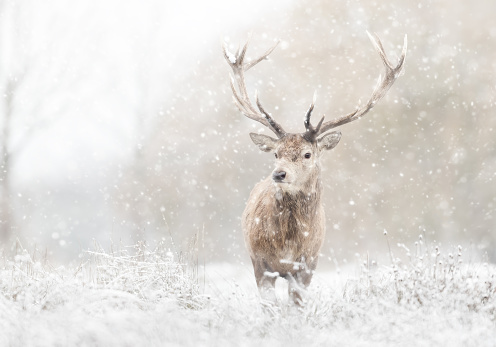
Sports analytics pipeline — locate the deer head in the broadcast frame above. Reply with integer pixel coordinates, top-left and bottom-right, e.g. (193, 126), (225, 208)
(223, 33), (407, 192)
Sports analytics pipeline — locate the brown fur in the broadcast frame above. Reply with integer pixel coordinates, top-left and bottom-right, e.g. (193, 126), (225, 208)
(242, 134), (334, 304)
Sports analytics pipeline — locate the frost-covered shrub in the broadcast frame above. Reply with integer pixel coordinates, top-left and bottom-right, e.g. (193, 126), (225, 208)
(0, 241), (204, 312)
(344, 236), (496, 320)
(0, 246), (67, 311)
(85, 241), (202, 307)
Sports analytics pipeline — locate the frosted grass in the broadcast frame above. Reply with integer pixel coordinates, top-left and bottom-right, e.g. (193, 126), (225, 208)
(1, 239), (495, 346)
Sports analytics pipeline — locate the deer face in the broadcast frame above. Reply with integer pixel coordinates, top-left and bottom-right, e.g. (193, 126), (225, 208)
(250, 132), (341, 192)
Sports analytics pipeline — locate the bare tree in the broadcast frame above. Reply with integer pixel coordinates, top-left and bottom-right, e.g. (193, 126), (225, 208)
(0, 1), (24, 241)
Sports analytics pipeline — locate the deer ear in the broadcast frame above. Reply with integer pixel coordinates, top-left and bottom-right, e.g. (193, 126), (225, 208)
(249, 133), (278, 152)
(318, 131), (342, 151)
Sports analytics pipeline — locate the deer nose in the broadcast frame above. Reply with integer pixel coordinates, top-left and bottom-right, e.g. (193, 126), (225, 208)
(272, 170), (286, 182)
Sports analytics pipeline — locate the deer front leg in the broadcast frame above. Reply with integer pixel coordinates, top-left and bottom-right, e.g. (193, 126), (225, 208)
(252, 258), (278, 302)
(287, 257), (318, 305)
(287, 270), (314, 306)
(287, 273), (305, 305)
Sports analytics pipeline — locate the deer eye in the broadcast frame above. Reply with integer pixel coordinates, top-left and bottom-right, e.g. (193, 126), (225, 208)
(275, 153), (278, 159)
(304, 153), (311, 159)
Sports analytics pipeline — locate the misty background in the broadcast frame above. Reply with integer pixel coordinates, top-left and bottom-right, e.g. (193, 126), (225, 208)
(0, 0), (495, 266)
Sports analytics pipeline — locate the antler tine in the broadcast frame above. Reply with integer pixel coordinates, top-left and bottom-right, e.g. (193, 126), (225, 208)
(315, 33), (408, 137)
(244, 43), (279, 71)
(304, 92), (316, 131)
(303, 93), (325, 141)
(223, 40), (286, 138)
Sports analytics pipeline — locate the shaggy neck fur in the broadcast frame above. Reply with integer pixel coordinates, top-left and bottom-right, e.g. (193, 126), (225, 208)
(270, 164), (323, 242)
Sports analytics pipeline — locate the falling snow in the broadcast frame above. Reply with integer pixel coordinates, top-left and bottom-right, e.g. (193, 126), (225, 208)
(0, 0), (495, 345)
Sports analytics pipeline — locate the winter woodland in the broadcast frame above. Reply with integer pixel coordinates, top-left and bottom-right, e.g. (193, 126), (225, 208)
(0, 0), (495, 345)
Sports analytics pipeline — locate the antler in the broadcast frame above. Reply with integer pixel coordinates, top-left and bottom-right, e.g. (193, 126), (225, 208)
(303, 93), (325, 141)
(305, 33), (408, 140)
(223, 41), (287, 138)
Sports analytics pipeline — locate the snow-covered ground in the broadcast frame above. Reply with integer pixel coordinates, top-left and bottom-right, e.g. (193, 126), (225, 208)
(1, 242), (495, 346)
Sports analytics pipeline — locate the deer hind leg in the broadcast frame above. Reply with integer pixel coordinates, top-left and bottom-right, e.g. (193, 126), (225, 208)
(252, 258), (278, 302)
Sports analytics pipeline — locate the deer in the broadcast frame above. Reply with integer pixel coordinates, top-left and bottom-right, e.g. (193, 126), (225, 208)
(223, 33), (407, 305)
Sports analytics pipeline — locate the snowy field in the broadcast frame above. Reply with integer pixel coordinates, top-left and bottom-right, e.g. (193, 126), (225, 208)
(1, 241), (495, 347)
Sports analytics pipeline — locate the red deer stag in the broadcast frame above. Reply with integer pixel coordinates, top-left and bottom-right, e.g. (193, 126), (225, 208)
(223, 33), (407, 304)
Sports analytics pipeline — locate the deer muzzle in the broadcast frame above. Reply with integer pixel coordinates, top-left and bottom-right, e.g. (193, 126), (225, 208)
(272, 170), (287, 182)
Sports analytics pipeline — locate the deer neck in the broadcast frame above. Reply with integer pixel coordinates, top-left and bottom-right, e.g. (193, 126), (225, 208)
(272, 166), (322, 216)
